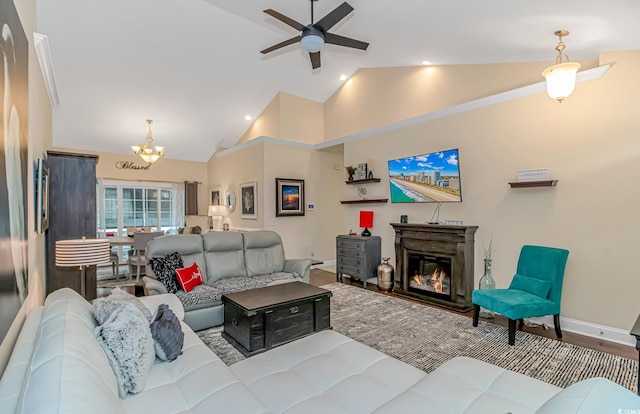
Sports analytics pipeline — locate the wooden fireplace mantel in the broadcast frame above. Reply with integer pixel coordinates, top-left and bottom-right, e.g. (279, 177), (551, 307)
(390, 223), (478, 311)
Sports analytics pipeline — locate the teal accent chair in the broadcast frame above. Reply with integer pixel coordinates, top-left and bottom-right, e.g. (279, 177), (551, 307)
(472, 245), (569, 345)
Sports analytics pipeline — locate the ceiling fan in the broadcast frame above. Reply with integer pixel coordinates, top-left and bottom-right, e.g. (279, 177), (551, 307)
(261, 0), (369, 69)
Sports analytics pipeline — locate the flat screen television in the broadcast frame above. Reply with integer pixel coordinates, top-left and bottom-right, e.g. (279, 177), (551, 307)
(388, 148), (462, 203)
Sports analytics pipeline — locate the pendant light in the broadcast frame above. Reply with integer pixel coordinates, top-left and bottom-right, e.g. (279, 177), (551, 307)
(541, 30), (581, 103)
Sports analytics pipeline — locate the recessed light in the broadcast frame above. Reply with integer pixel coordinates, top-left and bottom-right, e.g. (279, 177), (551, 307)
(421, 60), (432, 66)
(244, 115), (252, 121)
(339, 74), (348, 81)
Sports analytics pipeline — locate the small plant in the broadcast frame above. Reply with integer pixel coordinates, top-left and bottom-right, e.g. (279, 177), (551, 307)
(483, 237), (494, 261)
(345, 166), (356, 175)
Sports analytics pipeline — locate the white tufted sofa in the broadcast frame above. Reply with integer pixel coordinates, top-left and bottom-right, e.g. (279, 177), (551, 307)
(0, 288), (638, 414)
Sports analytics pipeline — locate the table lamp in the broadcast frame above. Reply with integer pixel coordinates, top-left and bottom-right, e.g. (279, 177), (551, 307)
(360, 210), (373, 237)
(55, 237), (110, 298)
(208, 205), (228, 230)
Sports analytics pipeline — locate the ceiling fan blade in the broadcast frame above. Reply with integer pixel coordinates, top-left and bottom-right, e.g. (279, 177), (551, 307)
(263, 9), (306, 31)
(261, 36), (301, 54)
(309, 52), (321, 69)
(324, 32), (369, 50)
(314, 2), (353, 33)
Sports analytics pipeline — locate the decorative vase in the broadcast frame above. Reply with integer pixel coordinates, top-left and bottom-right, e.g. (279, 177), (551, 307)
(478, 258), (495, 319)
(377, 257), (394, 292)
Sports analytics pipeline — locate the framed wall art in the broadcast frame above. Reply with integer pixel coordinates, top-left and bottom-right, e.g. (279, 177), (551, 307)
(276, 178), (305, 217)
(210, 186), (221, 206)
(239, 181), (257, 219)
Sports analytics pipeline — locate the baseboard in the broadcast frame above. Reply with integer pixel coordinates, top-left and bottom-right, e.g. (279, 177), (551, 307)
(519, 315), (635, 347)
(312, 260), (335, 269)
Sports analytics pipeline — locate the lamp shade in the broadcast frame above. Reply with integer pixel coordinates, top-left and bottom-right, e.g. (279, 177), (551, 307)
(359, 211), (374, 228)
(208, 205), (228, 217)
(55, 238), (110, 267)
(542, 61), (581, 102)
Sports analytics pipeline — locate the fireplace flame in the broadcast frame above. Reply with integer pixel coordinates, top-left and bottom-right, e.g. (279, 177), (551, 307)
(413, 272), (421, 284)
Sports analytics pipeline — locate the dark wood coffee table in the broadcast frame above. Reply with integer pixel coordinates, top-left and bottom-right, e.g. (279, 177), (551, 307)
(221, 281), (332, 357)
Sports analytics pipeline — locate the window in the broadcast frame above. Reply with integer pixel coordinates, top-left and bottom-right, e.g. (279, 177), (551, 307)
(98, 180), (183, 236)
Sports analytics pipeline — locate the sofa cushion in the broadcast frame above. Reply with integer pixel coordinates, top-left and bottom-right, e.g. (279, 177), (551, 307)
(243, 230), (286, 275)
(93, 286), (152, 325)
(18, 288), (124, 414)
(95, 303), (155, 398)
(535, 377), (640, 414)
(175, 262), (203, 292)
(149, 252), (183, 294)
(175, 273), (298, 308)
(146, 234), (206, 281)
(150, 304), (184, 362)
(203, 231), (247, 282)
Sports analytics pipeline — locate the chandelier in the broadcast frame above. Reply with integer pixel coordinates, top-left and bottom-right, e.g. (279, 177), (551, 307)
(541, 30), (581, 103)
(131, 119), (166, 163)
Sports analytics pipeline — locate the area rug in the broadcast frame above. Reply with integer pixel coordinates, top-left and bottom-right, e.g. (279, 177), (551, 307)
(197, 282), (638, 392)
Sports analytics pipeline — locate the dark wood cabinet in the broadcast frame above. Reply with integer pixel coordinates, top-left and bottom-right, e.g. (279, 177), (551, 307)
(336, 235), (381, 288)
(45, 151), (99, 300)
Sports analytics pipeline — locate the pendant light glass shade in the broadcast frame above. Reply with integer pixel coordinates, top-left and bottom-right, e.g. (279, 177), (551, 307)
(542, 62), (581, 103)
(542, 30), (581, 103)
(131, 119), (166, 163)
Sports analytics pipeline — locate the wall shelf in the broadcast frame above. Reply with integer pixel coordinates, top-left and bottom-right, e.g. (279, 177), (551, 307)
(345, 178), (381, 184)
(509, 180), (558, 188)
(340, 199), (388, 204)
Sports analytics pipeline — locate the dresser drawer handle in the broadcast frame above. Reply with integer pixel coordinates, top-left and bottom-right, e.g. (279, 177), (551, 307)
(290, 306), (299, 314)
(232, 319), (238, 326)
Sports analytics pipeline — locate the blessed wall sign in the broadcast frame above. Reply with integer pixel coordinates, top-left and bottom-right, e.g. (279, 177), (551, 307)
(115, 161), (151, 170)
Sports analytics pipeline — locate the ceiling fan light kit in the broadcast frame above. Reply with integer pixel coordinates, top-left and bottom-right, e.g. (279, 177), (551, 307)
(261, 0), (369, 69)
(301, 27), (325, 52)
(542, 30), (581, 103)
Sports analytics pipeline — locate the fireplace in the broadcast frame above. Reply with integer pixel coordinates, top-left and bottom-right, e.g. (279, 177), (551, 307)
(391, 223), (477, 311)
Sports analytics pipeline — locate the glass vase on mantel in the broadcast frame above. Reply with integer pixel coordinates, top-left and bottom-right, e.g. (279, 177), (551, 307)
(478, 258), (495, 319)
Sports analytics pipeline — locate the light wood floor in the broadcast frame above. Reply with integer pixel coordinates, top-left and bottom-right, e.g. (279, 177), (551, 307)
(310, 268), (638, 360)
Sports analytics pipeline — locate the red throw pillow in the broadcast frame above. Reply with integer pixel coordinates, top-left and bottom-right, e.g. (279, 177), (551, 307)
(175, 263), (203, 292)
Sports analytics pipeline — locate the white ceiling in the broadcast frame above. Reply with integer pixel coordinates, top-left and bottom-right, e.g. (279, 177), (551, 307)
(36, 0), (640, 162)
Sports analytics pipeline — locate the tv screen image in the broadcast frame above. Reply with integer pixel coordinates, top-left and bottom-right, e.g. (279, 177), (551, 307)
(388, 148), (462, 203)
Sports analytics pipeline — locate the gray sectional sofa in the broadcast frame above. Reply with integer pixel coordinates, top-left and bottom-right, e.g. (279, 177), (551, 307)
(141, 230), (311, 331)
(2, 288), (638, 414)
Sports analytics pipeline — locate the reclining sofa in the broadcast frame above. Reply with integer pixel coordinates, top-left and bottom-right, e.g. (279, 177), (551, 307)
(1, 288), (638, 414)
(141, 230), (311, 331)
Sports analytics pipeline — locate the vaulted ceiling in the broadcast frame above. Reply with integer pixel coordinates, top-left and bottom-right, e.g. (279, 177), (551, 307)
(35, 0), (640, 162)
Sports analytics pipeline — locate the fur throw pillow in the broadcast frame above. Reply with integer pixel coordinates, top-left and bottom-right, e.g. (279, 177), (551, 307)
(150, 304), (184, 361)
(95, 303), (155, 398)
(93, 287), (152, 325)
(149, 252), (183, 294)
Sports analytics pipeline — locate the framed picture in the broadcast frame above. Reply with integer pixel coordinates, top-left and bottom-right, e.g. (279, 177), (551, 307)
(36, 158), (49, 233)
(210, 186), (221, 206)
(239, 181), (257, 219)
(276, 178), (305, 217)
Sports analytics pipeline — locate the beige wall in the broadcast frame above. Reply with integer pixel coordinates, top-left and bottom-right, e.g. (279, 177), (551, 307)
(338, 51), (640, 331)
(0, 0), (52, 374)
(238, 92), (324, 145)
(324, 60), (598, 140)
(51, 148), (210, 215)
(208, 141), (266, 229)
(207, 141), (343, 260)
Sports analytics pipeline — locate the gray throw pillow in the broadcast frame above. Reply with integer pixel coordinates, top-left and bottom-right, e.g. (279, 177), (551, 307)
(93, 287), (152, 325)
(149, 252), (183, 294)
(150, 304), (184, 361)
(95, 303), (155, 398)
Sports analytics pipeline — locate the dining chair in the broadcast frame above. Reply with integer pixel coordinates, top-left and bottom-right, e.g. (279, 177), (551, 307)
(127, 231), (164, 282)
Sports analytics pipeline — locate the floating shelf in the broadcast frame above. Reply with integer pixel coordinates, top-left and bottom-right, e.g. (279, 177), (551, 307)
(345, 178), (381, 184)
(340, 198), (388, 204)
(508, 180), (558, 188)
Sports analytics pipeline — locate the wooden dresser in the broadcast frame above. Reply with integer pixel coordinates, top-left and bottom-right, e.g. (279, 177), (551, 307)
(336, 235), (381, 288)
